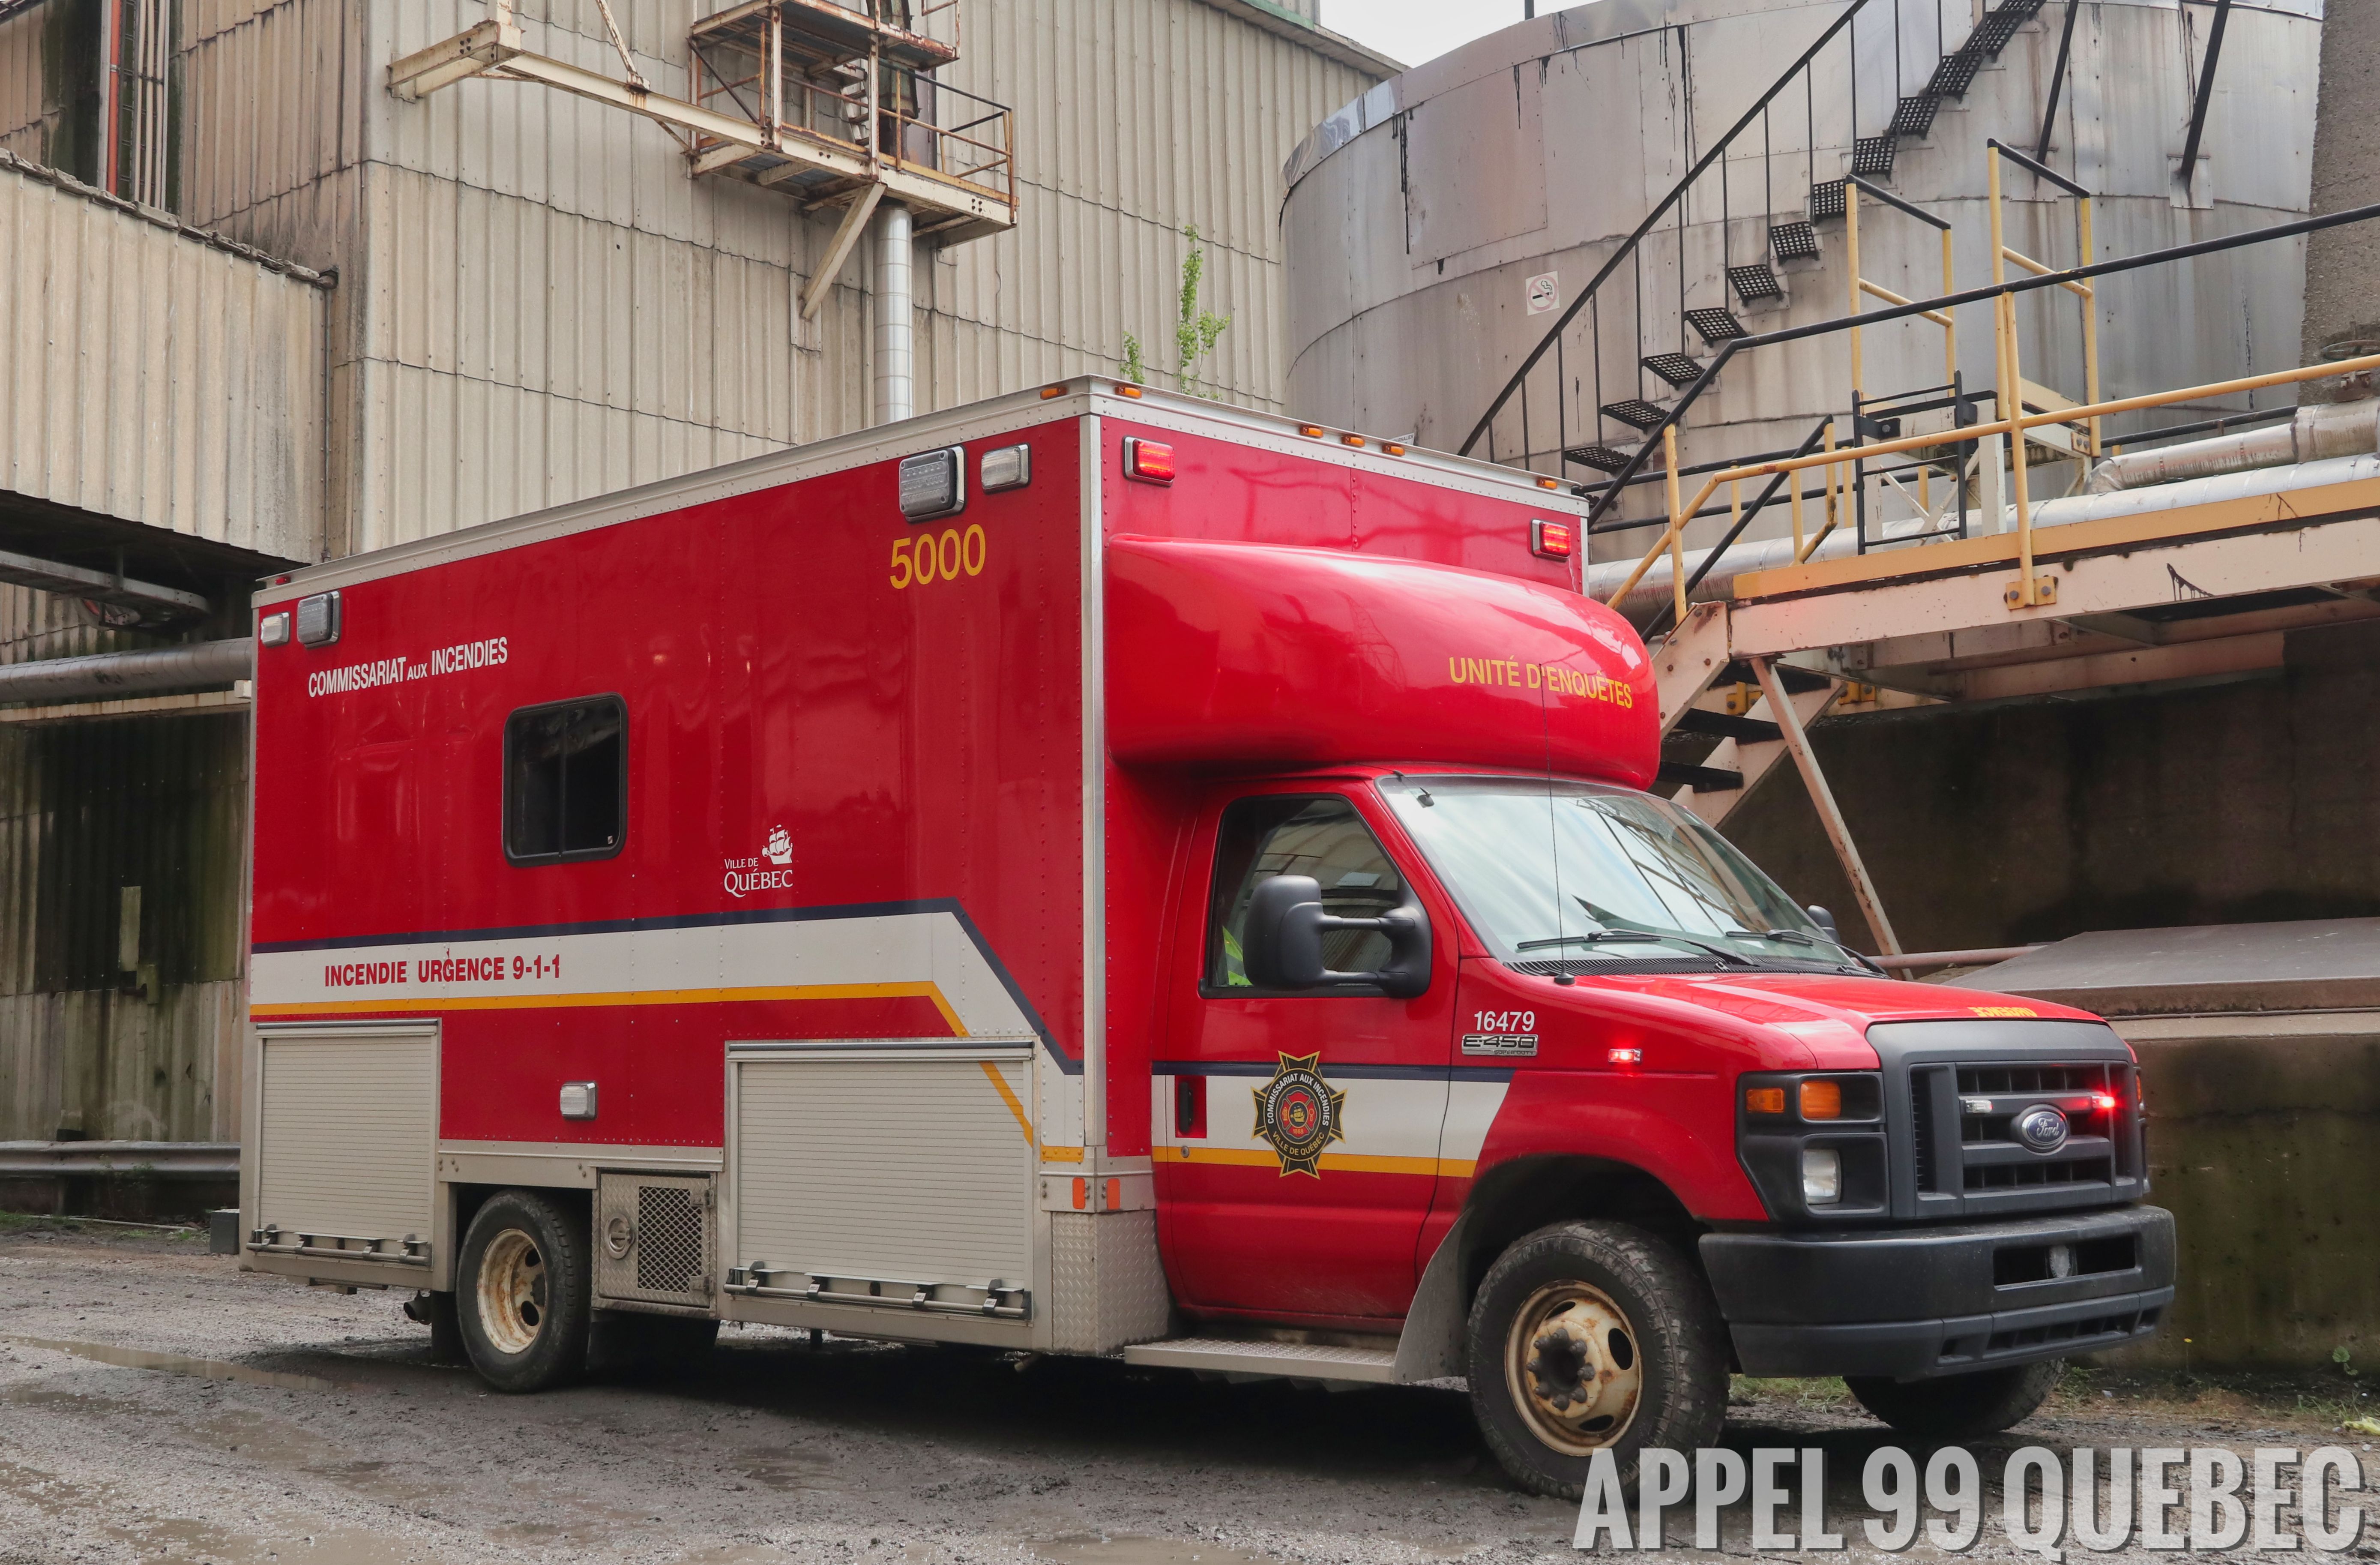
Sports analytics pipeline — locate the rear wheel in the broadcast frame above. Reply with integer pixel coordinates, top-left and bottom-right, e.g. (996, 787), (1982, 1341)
(1466, 1220), (1729, 1499)
(458, 1190), (591, 1392)
(1846, 1360), (2063, 1440)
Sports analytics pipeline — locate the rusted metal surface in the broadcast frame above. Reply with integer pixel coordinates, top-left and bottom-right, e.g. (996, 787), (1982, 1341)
(0, 710), (248, 1143)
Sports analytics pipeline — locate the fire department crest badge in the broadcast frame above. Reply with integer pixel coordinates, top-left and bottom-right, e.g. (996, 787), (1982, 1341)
(1252, 1052), (1346, 1177)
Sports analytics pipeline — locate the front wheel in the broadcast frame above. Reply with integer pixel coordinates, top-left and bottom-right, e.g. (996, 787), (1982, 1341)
(457, 1190), (592, 1392)
(1846, 1360), (2063, 1440)
(1466, 1220), (1730, 1499)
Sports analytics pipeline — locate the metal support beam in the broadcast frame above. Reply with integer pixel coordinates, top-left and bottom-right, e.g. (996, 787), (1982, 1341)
(800, 183), (883, 321)
(2178, 0), (2233, 185)
(1750, 657), (1902, 956)
(2033, 0), (2082, 164)
(0, 547), (209, 616)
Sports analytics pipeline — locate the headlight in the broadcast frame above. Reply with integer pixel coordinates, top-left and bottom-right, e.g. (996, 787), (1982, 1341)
(1800, 1148), (1842, 1204)
(1737, 1071), (1886, 1220)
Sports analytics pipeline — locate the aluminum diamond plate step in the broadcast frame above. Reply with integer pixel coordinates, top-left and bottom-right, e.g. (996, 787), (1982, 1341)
(1122, 1337), (1401, 1384)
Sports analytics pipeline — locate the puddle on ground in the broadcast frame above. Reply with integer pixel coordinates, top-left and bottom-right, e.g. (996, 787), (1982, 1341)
(139, 1521), (434, 1564)
(734, 1444), (841, 1493)
(4, 1335), (347, 1393)
(1029, 1535), (1279, 1565)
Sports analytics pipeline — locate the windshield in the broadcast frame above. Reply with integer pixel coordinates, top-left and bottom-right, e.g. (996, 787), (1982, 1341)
(1377, 776), (1864, 971)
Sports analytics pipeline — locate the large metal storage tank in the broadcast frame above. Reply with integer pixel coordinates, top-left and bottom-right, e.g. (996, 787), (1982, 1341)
(1281, 0), (2323, 551)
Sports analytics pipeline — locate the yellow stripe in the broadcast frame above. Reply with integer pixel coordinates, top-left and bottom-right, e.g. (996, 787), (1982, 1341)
(1039, 1145), (1085, 1164)
(979, 1059), (1037, 1151)
(252, 981), (968, 1036)
(1153, 1145), (1474, 1178)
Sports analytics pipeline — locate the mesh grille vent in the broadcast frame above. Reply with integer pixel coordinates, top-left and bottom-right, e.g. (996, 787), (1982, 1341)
(636, 1185), (705, 1294)
(595, 1172), (713, 1307)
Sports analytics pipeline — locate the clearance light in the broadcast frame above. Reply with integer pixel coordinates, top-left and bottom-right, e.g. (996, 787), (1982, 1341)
(1340, 433), (1366, 448)
(1537, 476), (1561, 491)
(1608, 1048), (1643, 1065)
(1298, 424), (1326, 438)
(1123, 437), (1176, 484)
(295, 591), (341, 648)
(2091, 1092), (2120, 1112)
(1531, 519), (1576, 559)
(1799, 1080), (1844, 1121)
(1383, 442), (1407, 456)
(1041, 384), (1067, 399)
(1745, 1087), (1786, 1115)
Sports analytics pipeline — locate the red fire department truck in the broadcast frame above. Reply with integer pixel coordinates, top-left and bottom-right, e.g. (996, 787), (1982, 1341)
(241, 380), (2172, 1496)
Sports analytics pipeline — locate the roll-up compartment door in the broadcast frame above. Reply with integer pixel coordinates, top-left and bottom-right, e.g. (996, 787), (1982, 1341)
(726, 1044), (1036, 1319)
(249, 1024), (438, 1271)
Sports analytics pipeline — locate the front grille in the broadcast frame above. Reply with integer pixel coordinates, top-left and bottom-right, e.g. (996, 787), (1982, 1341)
(1958, 1063), (2110, 1096)
(1891, 1047), (2142, 1218)
(1984, 1307), (2155, 1356)
(1911, 1069), (1941, 1193)
(1966, 1156), (2114, 1192)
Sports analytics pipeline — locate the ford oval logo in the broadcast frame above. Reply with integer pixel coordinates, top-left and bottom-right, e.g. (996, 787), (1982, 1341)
(2015, 1105), (2070, 1154)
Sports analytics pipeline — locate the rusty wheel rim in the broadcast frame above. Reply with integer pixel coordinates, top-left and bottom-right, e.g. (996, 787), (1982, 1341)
(1503, 1280), (1643, 1455)
(477, 1227), (548, 1355)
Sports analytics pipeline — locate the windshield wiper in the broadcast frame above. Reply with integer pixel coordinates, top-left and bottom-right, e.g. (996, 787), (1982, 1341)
(1515, 930), (1754, 967)
(1727, 927), (1887, 975)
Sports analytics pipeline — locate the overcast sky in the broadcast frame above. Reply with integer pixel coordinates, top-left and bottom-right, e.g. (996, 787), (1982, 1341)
(1322, 0), (1532, 68)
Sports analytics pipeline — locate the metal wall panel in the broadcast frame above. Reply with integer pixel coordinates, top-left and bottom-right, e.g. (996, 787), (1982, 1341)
(0, 153), (327, 559)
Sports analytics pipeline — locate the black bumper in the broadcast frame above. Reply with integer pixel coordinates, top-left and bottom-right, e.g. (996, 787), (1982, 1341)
(1700, 1204), (2175, 1382)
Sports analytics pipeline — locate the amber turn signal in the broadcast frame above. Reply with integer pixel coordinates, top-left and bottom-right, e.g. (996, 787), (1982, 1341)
(1799, 1079), (1844, 1120)
(1744, 1086), (1786, 1115)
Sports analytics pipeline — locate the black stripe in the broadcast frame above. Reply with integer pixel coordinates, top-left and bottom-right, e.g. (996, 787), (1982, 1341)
(1152, 1058), (1515, 1085)
(260, 898), (1072, 1070)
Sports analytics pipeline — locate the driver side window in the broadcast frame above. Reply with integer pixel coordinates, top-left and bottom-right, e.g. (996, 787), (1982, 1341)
(1206, 795), (1405, 989)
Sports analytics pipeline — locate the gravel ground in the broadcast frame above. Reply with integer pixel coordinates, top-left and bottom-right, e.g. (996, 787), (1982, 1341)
(1, 1219), (2373, 1565)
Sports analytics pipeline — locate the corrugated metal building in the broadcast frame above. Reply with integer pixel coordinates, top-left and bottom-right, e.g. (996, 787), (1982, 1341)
(0, 0), (1389, 1146)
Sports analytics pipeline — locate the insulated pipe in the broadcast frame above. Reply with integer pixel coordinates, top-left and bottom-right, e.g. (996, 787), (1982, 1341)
(0, 637), (254, 705)
(1587, 529), (1864, 623)
(2088, 399), (2380, 493)
(872, 200), (913, 426)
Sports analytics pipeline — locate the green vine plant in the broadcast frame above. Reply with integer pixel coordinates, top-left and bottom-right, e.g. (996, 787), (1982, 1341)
(1119, 225), (1233, 399)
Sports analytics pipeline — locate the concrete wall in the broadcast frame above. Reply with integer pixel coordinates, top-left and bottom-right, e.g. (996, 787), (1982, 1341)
(2103, 1013), (2380, 1371)
(1727, 620), (2380, 954)
(2302, 0), (2380, 363)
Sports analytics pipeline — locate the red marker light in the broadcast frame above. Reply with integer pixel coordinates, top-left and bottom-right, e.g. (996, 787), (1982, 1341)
(1608, 1048), (1642, 1065)
(1531, 519), (1575, 559)
(2091, 1092), (2119, 1112)
(1124, 438), (1175, 484)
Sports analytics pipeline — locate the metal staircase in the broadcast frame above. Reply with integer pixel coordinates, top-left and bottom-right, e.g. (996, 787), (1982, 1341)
(1463, 0), (2057, 499)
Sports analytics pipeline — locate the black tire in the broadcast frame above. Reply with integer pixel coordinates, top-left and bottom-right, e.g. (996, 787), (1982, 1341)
(1845, 1359), (2064, 1440)
(456, 1190), (592, 1393)
(1466, 1220), (1730, 1499)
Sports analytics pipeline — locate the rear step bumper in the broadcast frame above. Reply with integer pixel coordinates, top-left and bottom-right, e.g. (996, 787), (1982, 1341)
(1121, 1337), (1398, 1386)
(1703, 1203), (2175, 1381)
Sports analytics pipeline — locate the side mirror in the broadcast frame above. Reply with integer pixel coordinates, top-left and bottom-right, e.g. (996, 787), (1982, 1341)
(1242, 874), (1432, 999)
(1806, 904), (1840, 941)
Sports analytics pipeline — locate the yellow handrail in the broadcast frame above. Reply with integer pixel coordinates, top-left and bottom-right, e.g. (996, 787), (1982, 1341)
(1606, 350), (2380, 612)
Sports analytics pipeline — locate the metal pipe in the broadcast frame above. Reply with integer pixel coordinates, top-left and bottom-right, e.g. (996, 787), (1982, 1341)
(872, 199), (914, 425)
(1874, 946), (2045, 971)
(0, 638), (254, 705)
(0, 1140), (239, 1178)
(2088, 400), (2380, 492)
